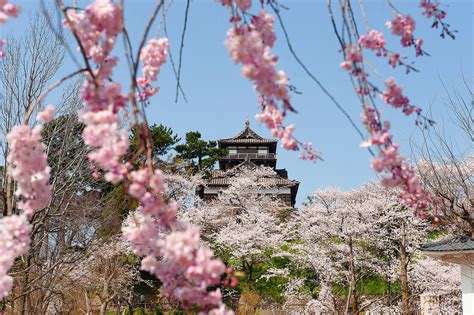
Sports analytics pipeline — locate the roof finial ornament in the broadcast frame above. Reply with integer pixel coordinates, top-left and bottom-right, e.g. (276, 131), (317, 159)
(245, 116), (250, 128)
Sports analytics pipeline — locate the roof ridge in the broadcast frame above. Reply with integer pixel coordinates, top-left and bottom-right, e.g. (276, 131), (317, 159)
(420, 234), (474, 252)
(219, 120), (276, 141)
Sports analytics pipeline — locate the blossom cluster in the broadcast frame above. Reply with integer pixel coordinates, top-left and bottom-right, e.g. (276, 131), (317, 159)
(0, 215), (31, 299)
(122, 169), (230, 312)
(299, 142), (320, 161)
(222, 5), (304, 153)
(386, 15), (424, 56)
(140, 228), (229, 311)
(381, 78), (418, 116)
(127, 169), (175, 225)
(6, 124), (52, 215)
(36, 104), (55, 123)
(64, 0), (122, 64)
(137, 38), (169, 101)
(0, 0), (19, 24)
(361, 107), (432, 213)
(420, 0), (444, 19)
(340, 45), (363, 77)
(0, 0), (20, 58)
(357, 29), (416, 70)
(125, 220), (230, 313)
(358, 30), (401, 69)
(337, 2), (444, 215)
(359, 30), (385, 55)
(0, 106), (54, 298)
(80, 109), (129, 182)
(419, 0), (455, 39)
(63, 1), (231, 312)
(64, 0), (130, 183)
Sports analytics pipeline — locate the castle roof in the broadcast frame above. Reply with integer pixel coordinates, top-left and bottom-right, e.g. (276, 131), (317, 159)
(208, 159), (299, 187)
(217, 119), (277, 146)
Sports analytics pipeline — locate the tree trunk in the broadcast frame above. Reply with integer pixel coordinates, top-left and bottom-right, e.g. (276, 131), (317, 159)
(18, 253), (33, 315)
(100, 302), (108, 315)
(348, 236), (358, 314)
(6, 173), (14, 215)
(84, 290), (92, 315)
(400, 222), (410, 314)
(246, 260), (253, 286)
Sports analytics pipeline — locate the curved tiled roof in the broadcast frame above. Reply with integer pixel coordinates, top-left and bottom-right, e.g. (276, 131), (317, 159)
(218, 138), (276, 144)
(420, 234), (474, 252)
(209, 160), (299, 187)
(208, 177), (299, 187)
(218, 120), (276, 144)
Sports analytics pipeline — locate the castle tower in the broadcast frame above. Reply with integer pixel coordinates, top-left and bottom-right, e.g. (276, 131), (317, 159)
(201, 119), (299, 207)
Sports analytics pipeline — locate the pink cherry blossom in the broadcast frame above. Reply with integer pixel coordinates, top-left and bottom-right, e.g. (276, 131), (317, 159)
(36, 104), (55, 123)
(0, 215), (31, 299)
(251, 10), (276, 48)
(388, 52), (400, 68)
(235, 0), (251, 12)
(419, 0), (454, 39)
(361, 107), (433, 214)
(64, 0), (122, 64)
(0, 1), (20, 24)
(0, 1), (20, 57)
(2, 3), (19, 17)
(381, 78), (419, 116)
(299, 142), (320, 161)
(280, 124), (298, 150)
(137, 38), (169, 101)
(80, 108), (129, 180)
(386, 15), (417, 48)
(340, 45), (364, 78)
(420, 0), (441, 18)
(359, 30), (385, 52)
(6, 125), (52, 216)
(123, 217), (228, 312)
(224, 8), (313, 158)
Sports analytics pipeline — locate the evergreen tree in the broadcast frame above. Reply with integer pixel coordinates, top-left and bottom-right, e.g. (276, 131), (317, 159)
(175, 131), (227, 172)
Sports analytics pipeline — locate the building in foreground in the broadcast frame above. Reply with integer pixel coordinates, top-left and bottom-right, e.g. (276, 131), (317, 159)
(199, 119), (299, 207)
(421, 234), (474, 314)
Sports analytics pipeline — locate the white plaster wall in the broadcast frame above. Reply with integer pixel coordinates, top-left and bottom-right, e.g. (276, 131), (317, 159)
(461, 264), (474, 315)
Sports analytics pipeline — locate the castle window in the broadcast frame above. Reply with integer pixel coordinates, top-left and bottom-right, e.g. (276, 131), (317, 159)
(258, 147), (268, 155)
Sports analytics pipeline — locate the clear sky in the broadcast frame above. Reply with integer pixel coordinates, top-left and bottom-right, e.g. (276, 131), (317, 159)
(3, 0), (472, 205)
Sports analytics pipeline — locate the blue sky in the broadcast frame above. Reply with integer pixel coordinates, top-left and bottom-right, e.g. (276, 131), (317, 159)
(3, 0), (472, 205)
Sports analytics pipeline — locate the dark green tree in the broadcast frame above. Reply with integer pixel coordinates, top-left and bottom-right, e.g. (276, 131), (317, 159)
(129, 123), (181, 159)
(175, 131), (227, 172)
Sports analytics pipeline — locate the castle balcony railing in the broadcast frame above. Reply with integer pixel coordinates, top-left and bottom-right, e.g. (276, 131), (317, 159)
(222, 153), (276, 160)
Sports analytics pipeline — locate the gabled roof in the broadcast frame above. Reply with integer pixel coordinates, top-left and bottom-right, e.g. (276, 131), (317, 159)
(420, 234), (474, 252)
(218, 119), (277, 145)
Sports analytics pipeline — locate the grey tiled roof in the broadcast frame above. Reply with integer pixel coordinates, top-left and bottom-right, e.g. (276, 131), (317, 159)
(209, 160), (299, 187)
(207, 177), (298, 187)
(218, 138), (276, 144)
(218, 123), (276, 144)
(420, 234), (474, 252)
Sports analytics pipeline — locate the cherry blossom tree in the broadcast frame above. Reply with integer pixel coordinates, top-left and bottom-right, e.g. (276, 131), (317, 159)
(0, 0), (462, 313)
(0, 17), (112, 311)
(291, 183), (462, 314)
(64, 237), (141, 315)
(182, 165), (291, 287)
(293, 186), (385, 313)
